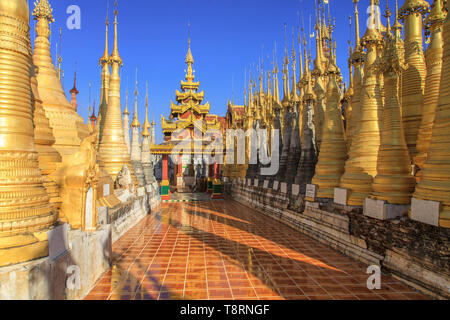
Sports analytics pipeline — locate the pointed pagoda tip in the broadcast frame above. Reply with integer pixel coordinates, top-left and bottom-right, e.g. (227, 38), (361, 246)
(123, 90), (129, 115)
(32, 0), (55, 22)
(70, 70), (79, 94)
(91, 99), (97, 119)
(142, 87), (151, 137)
(109, 0), (122, 65)
(100, 0), (110, 64)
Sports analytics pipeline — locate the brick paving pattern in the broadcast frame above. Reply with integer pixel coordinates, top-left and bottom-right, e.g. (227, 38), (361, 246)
(86, 200), (429, 300)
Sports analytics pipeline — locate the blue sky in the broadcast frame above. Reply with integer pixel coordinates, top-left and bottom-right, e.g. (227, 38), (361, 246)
(28, 0), (402, 144)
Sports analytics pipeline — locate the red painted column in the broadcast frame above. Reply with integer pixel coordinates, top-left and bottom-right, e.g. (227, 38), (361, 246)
(214, 162), (220, 179)
(177, 155), (183, 187)
(161, 154), (170, 200)
(207, 163), (214, 193)
(211, 161), (223, 199)
(163, 155), (168, 181)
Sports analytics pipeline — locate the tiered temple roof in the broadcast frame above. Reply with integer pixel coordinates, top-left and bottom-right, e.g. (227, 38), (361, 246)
(161, 37), (223, 138)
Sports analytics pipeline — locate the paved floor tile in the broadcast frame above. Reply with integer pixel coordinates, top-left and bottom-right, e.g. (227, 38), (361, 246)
(86, 199), (429, 300)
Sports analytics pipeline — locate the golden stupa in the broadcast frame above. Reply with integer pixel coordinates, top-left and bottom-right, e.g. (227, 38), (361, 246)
(31, 64), (62, 208)
(414, 0), (446, 175)
(311, 52), (347, 199)
(344, 44), (354, 146)
(370, 9), (416, 205)
(311, 23), (325, 149)
(0, 0), (57, 267)
(345, 0), (365, 149)
(32, 0), (89, 159)
(123, 91), (131, 154)
(97, 3), (137, 182)
(339, 18), (383, 206)
(312, 26), (326, 152)
(413, 0), (450, 228)
(398, 0), (430, 160)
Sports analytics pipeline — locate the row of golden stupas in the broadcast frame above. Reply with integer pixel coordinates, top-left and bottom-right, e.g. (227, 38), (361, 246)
(0, 0), (158, 267)
(225, 0), (450, 228)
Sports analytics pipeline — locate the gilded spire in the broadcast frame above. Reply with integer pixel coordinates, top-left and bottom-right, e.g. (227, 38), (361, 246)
(303, 31), (309, 79)
(140, 83), (155, 184)
(69, 69), (79, 111)
(298, 25), (304, 87)
(273, 42), (281, 105)
(110, 0), (122, 65)
(424, 0), (446, 28)
(99, 0), (111, 138)
(312, 13), (325, 77)
(58, 27), (62, 81)
(142, 82), (151, 137)
(88, 80), (92, 120)
(131, 68), (140, 128)
(185, 21), (195, 84)
(100, 0), (110, 65)
(347, 15), (354, 94)
(123, 89), (129, 115)
(353, 0), (361, 49)
(291, 27), (299, 102)
(248, 71), (254, 111)
(282, 24), (290, 106)
(346, 0), (365, 149)
(392, 0), (403, 39)
(122, 86), (131, 153)
(384, 1), (392, 37)
(259, 54), (264, 98)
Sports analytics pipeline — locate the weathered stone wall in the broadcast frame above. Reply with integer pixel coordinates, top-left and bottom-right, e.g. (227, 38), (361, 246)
(229, 179), (449, 299)
(0, 226), (111, 300)
(349, 212), (449, 271)
(349, 211), (450, 298)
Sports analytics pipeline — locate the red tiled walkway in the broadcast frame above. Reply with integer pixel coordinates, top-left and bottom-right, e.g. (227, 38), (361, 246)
(86, 199), (429, 300)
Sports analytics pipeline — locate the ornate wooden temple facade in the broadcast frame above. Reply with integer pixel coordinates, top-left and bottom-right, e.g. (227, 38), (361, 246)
(151, 37), (226, 200)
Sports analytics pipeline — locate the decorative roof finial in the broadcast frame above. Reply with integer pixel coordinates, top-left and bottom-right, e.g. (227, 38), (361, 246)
(58, 28), (62, 81)
(32, 0), (54, 22)
(185, 20), (195, 83)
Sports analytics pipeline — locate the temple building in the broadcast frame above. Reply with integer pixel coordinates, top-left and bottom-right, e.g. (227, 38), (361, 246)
(151, 34), (226, 199)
